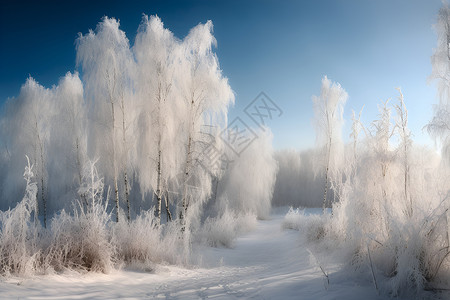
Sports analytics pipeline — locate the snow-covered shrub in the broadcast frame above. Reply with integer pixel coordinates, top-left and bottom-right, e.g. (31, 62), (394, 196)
(46, 160), (114, 273)
(286, 65), (450, 296)
(46, 201), (115, 273)
(330, 187), (448, 295)
(0, 156), (41, 276)
(200, 208), (256, 248)
(283, 208), (327, 242)
(113, 210), (160, 265)
(113, 209), (185, 267)
(306, 97), (447, 296)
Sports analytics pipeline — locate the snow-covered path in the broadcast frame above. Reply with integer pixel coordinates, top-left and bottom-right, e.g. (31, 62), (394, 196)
(0, 213), (386, 299)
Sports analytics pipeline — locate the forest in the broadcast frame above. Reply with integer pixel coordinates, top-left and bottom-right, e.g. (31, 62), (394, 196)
(0, 15), (276, 274)
(1, 4), (450, 299)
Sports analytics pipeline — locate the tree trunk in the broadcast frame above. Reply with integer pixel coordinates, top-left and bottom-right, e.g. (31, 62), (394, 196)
(155, 146), (162, 225)
(121, 96), (130, 222)
(322, 138), (331, 214)
(181, 134), (192, 223)
(213, 175), (220, 203)
(181, 95), (196, 225)
(36, 122), (46, 228)
(322, 165), (329, 213)
(165, 190), (172, 222)
(154, 75), (167, 226)
(111, 101), (120, 223)
(124, 172), (130, 222)
(34, 140), (39, 226)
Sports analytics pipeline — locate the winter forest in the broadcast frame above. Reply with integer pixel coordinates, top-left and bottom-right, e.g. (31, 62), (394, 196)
(2, 3), (450, 300)
(0, 14), (276, 272)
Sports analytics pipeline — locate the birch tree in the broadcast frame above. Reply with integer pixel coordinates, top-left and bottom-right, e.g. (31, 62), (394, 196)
(77, 17), (135, 222)
(50, 72), (88, 209)
(312, 76), (347, 212)
(177, 20), (234, 225)
(134, 15), (178, 225)
(0, 78), (54, 227)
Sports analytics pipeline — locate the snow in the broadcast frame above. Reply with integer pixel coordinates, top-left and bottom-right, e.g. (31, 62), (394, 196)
(0, 209), (392, 300)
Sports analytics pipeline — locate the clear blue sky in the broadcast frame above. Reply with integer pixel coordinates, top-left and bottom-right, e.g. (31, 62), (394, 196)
(0, 0), (442, 149)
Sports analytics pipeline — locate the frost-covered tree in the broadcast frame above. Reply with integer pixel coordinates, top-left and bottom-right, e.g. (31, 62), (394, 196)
(49, 72), (88, 209)
(312, 76), (348, 212)
(0, 78), (55, 227)
(177, 20), (234, 224)
(134, 15), (179, 225)
(77, 17), (135, 222)
(428, 5), (450, 155)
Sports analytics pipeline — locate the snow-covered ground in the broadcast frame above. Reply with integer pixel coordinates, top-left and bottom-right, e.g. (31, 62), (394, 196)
(0, 211), (401, 299)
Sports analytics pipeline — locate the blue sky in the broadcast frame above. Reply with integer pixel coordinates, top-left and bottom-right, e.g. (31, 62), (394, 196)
(0, 0), (442, 149)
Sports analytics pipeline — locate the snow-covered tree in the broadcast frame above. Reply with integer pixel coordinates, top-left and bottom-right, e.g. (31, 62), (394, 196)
(176, 20), (234, 225)
(134, 15), (179, 225)
(428, 5), (450, 156)
(312, 76), (347, 212)
(0, 78), (56, 227)
(77, 17), (135, 222)
(49, 72), (88, 209)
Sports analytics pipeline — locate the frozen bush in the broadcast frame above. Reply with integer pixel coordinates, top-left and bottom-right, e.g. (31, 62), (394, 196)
(113, 210), (160, 265)
(311, 108), (447, 296)
(283, 208), (327, 242)
(113, 209), (185, 267)
(46, 160), (114, 273)
(200, 208), (256, 248)
(0, 156), (42, 276)
(46, 201), (114, 273)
